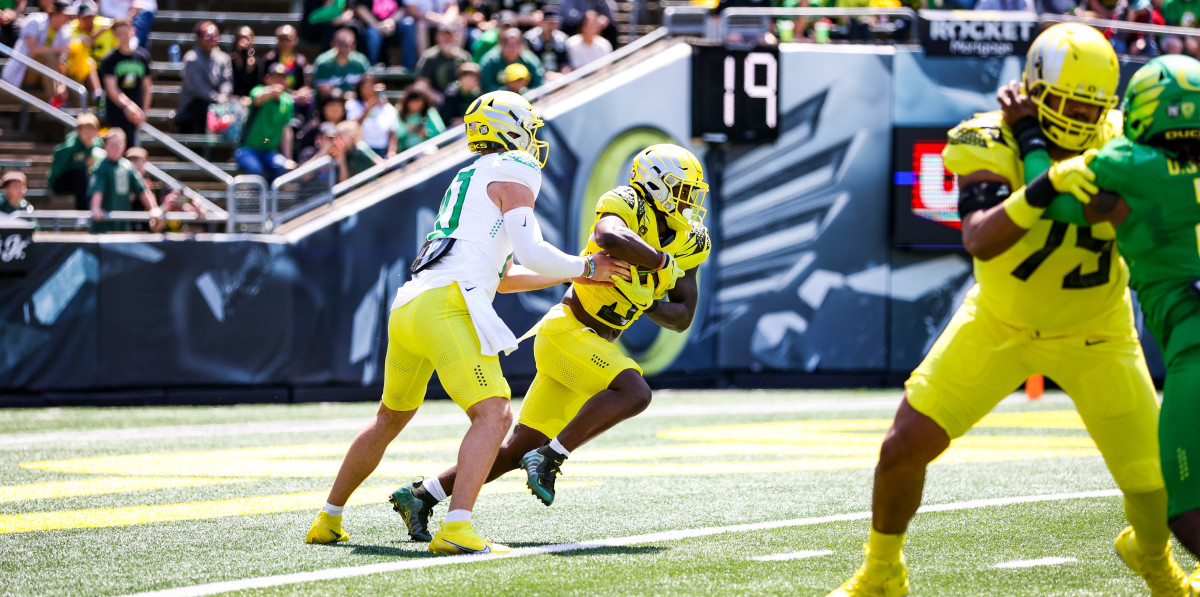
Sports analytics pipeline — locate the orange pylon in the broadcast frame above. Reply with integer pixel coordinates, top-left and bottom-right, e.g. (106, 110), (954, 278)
(1026, 375), (1044, 400)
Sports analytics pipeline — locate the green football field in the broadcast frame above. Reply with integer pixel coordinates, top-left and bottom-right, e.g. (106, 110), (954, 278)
(0, 390), (1192, 596)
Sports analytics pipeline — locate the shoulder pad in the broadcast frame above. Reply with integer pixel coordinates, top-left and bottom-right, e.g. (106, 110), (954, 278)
(675, 223), (712, 271)
(498, 150), (542, 171)
(942, 111), (1020, 184)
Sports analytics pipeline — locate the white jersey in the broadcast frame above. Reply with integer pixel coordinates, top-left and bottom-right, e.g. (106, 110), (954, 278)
(390, 150), (543, 355)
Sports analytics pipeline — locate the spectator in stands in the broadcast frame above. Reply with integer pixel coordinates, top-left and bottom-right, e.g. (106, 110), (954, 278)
(502, 61), (530, 94)
(1109, 0), (1163, 56)
(314, 27), (372, 100)
(1080, 0), (1118, 18)
(74, 2), (118, 64)
(89, 128), (162, 233)
(437, 61), (480, 126)
(395, 85), (444, 149)
(459, 0), (494, 47)
(64, 5), (105, 103)
(176, 21), (233, 135)
(560, 0), (617, 46)
(0, 1), (72, 104)
(402, 0), (460, 58)
(354, 0), (410, 67)
(99, 18), (151, 146)
(0, 172), (32, 217)
(98, 0), (155, 49)
(49, 113), (105, 210)
(306, 120), (382, 182)
(566, 9), (611, 70)
(413, 22), (471, 105)
(264, 25), (313, 96)
(0, 0), (26, 47)
(297, 87), (346, 161)
(480, 28), (544, 92)
(525, 5), (570, 76)
(302, 0), (358, 48)
(231, 27), (262, 98)
(125, 146), (205, 232)
(347, 73), (399, 157)
(472, 9), (517, 61)
(1160, 0), (1200, 55)
(236, 63), (297, 183)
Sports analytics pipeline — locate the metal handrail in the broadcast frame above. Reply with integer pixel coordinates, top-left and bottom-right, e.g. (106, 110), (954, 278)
(0, 78), (229, 221)
(716, 7), (921, 40)
(0, 42), (87, 110)
(269, 154), (335, 226)
(14, 210), (208, 232)
(1040, 12), (1200, 38)
(330, 26), (672, 199)
(226, 174), (268, 233)
(139, 123), (235, 186)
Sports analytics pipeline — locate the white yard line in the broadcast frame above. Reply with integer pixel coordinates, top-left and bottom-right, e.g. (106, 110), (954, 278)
(0, 394), (974, 446)
(994, 557), (1078, 569)
(121, 488), (1120, 597)
(751, 549), (835, 562)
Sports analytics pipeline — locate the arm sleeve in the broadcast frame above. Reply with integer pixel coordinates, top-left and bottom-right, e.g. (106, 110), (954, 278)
(503, 206), (587, 278)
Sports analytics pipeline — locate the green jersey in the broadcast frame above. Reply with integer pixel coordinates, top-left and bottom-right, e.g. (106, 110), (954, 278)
(88, 157), (145, 233)
(1091, 136), (1200, 304)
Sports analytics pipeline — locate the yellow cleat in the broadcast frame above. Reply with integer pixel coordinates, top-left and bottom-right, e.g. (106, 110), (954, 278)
(305, 511), (350, 544)
(828, 546), (909, 597)
(429, 521), (511, 555)
(1115, 526), (1190, 597)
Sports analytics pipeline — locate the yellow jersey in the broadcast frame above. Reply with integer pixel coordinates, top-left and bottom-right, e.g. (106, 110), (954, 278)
(942, 110), (1132, 335)
(574, 186), (712, 329)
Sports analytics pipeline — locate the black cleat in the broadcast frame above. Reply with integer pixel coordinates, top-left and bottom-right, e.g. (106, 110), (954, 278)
(521, 445), (566, 506)
(389, 480), (436, 542)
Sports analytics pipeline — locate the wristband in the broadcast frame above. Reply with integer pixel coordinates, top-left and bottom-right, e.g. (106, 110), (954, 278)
(1011, 116), (1048, 158)
(644, 300), (660, 313)
(655, 250), (669, 271)
(584, 256), (595, 279)
(1002, 187), (1046, 229)
(1023, 171), (1057, 208)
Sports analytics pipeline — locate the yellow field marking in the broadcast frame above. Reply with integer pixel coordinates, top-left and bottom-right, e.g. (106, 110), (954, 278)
(0, 477), (251, 503)
(0, 480), (597, 534)
(0, 410), (1100, 533)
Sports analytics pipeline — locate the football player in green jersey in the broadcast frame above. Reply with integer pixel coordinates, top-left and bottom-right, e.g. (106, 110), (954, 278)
(1042, 55), (1200, 578)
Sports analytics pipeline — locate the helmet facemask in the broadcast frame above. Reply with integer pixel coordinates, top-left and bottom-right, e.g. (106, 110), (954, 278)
(663, 173), (709, 226)
(1028, 82), (1117, 152)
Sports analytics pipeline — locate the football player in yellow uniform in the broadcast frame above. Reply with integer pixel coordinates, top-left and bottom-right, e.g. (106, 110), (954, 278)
(830, 24), (1190, 597)
(390, 144), (712, 540)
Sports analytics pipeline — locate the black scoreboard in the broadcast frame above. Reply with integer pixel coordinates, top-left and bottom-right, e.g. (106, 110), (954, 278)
(691, 45), (780, 143)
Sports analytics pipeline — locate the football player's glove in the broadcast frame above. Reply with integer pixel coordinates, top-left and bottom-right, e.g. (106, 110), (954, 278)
(653, 257), (685, 300)
(1048, 149), (1099, 203)
(614, 266), (655, 311)
(1023, 23), (1119, 151)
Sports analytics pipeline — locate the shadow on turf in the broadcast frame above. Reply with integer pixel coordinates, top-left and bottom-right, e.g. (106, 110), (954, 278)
(326, 543), (668, 559)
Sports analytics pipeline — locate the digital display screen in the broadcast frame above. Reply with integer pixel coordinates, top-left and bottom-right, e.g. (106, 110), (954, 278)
(892, 127), (965, 249)
(691, 45), (780, 143)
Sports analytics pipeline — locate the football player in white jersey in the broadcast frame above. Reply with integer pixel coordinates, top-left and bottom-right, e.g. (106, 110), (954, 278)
(306, 91), (629, 555)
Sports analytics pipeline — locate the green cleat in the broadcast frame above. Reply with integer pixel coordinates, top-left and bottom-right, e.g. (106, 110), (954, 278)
(521, 445), (566, 506)
(389, 481), (436, 542)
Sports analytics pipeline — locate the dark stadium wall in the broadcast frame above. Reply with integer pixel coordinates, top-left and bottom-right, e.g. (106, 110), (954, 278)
(0, 45), (1166, 401)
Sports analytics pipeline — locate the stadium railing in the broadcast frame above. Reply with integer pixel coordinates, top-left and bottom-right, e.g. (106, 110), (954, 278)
(0, 77), (229, 230)
(226, 174), (269, 233)
(0, 42), (88, 110)
(268, 155), (336, 229)
(13, 209), (212, 232)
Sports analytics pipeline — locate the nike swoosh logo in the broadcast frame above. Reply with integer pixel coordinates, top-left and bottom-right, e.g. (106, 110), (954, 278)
(441, 538), (491, 554)
(465, 286), (476, 291)
(1085, 339), (1106, 346)
(521, 216), (527, 227)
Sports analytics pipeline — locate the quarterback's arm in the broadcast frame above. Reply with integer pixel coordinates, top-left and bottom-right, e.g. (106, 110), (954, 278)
(645, 267), (699, 333)
(593, 213), (668, 270)
(958, 170), (1030, 261)
(497, 259), (567, 293)
(492, 181), (588, 278)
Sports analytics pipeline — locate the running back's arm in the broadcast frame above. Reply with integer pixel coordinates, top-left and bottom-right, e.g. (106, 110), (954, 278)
(645, 267), (699, 333)
(593, 214), (669, 270)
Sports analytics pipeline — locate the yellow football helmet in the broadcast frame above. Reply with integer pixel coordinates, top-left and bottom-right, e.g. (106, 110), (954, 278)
(629, 144), (709, 227)
(463, 90), (549, 166)
(1022, 23), (1119, 152)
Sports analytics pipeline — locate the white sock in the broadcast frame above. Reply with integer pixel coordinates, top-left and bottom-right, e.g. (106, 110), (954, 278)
(444, 509), (471, 523)
(549, 437), (571, 458)
(425, 477), (448, 502)
(321, 502), (344, 517)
